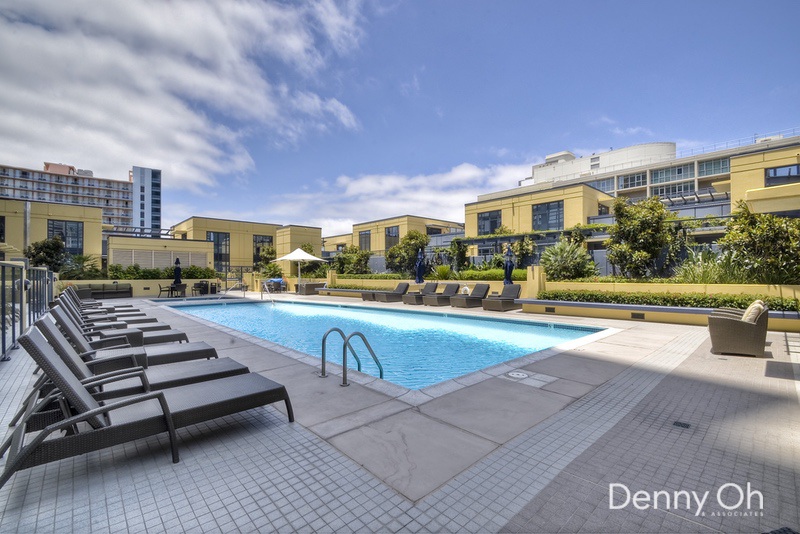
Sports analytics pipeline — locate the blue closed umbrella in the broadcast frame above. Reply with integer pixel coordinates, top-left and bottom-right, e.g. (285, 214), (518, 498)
(503, 246), (514, 285)
(415, 249), (425, 284)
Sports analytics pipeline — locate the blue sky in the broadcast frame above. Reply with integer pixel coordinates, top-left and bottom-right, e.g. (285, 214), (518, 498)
(1, 0), (798, 236)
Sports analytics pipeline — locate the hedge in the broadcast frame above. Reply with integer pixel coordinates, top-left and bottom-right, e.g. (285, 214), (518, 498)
(536, 289), (800, 312)
(457, 269), (527, 281)
(337, 273), (402, 280)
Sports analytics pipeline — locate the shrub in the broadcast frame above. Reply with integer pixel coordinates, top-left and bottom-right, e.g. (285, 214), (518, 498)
(536, 289), (799, 311)
(539, 239), (598, 281)
(385, 231), (430, 275)
(337, 273), (402, 280)
(458, 269), (526, 281)
(330, 245), (371, 275)
(432, 265), (456, 280)
(673, 248), (749, 284)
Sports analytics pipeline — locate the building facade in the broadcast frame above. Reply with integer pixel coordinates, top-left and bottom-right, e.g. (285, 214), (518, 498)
(129, 166), (162, 232)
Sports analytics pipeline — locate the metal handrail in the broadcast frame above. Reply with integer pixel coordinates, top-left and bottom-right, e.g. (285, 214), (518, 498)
(319, 327), (383, 386)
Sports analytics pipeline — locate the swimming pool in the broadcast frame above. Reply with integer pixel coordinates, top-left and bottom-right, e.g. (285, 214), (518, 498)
(176, 302), (602, 389)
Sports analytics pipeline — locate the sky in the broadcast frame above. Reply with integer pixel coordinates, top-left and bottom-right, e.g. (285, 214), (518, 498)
(1, 0), (798, 237)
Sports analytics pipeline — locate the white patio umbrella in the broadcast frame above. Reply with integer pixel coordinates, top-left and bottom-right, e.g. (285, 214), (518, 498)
(272, 248), (327, 283)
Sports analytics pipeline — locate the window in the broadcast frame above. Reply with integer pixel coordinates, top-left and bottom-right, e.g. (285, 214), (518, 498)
(253, 235), (273, 266)
(532, 201), (564, 231)
(651, 164), (695, 184)
(618, 172), (647, 189)
(207, 231), (231, 272)
(765, 164), (800, 187)
(589, 178), (615, 192)
(359, 230), (371, 251)
(652, 181), (695, 198)
(0, 216), (4, 242)
(385, 226), (400, 249)
(477, 210), (502, 235)
(698, 158), (730, 177)
(48, 220), (83, 255)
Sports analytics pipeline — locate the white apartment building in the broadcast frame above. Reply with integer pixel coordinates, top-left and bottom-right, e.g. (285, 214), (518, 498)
(0, 162), (160, 231)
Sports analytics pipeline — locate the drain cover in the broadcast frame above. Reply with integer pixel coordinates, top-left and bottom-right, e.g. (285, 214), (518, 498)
(507, 371), (529, 379)
(673, 421), (691, 429)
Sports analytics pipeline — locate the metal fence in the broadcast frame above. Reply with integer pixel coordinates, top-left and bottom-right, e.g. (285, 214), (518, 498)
(1, 262), (55, 361)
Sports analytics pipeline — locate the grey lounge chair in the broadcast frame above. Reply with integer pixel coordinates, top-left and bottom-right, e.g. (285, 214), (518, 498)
(362, 283), (410, 302)
(401, 283), (439, 305)
(422, 283), (461, 306)
(450, 284), (490, 308)
(35, 317), (249, 399)
(482, 284), (522, 311)
(58, 300), (171, 332)
(62, 286), (138, 312)
(1, 329), (293, 490)
(59, 294), (149, 323)
(708, 303), (769, 357)
(51, 306), (188, 347)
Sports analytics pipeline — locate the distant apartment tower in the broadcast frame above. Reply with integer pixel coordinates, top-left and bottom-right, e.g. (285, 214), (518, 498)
(129, 166), (162, 231)
(0, 162), (160, 232)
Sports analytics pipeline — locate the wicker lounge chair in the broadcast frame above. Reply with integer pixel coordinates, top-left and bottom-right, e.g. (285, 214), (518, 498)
(422, 283), (461, 306)
(481, 284), (522, 312)
(51, 306), (189, 347)
(400, 283), (439, 305)
(708, 301), (769, 357)
(57, 300), (171, 332)
(362, 283), (409, 302)
(61, 286), (138, 312)
(449, 284), (490, 308)
(35, 317), (249, 399)
(0, 329), (293, 490)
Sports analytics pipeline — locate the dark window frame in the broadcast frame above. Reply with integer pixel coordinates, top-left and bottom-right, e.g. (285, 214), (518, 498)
(532, 200), (564, 231)
(477, 210), (502, 235)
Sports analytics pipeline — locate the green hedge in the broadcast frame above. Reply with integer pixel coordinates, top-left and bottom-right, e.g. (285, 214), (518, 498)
(457, 269), (527, 281)
(536, 289), (800, 312)
(338, 274), (402, 280)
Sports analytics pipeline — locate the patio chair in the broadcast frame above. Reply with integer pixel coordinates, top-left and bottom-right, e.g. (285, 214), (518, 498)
(158, 284), (172, 297)
(51, 306), (189, 348)
(1, 329), (293, 490)
(363, 283), (409, 302)
(400, 283), (439, 305)
(449, 284), (490, 308)
(35, 317), (250, 399)
(708, 301), (769, 357)
(422, 283), (461, 306)
(171, 284), (187, 297)
(481, 284), (522, 312)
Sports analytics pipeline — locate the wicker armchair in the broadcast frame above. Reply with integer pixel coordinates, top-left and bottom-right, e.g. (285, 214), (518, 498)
(708, 305), (769, 357)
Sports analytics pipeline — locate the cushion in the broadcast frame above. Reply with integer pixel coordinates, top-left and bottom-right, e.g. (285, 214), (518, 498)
(741, 302), (764, 323)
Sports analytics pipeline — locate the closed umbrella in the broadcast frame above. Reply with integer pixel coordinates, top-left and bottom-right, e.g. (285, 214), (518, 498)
(503, 245), (514, 285)
(414, 249), (425, 284)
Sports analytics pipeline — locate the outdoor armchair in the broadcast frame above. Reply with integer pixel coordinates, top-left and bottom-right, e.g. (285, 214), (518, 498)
(708, 301), (769, 357)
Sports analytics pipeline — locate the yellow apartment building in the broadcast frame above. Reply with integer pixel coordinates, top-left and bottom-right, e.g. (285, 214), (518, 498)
(170, 216), (322, 275)
(107, 236), (214, 270)
(325, 215), (463, 256)
(0, 198), (103, 261)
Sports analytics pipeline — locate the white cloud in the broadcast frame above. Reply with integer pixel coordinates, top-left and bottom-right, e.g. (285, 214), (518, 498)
(611, 126), (654, 137)
(254, 161), (533, 236)
(0, 0), (363, 192)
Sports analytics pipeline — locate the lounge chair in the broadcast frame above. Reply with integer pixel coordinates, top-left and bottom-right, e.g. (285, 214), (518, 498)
(35, 317), (249, 399)
(422, 283), (461, 306)
(51, 306), (189, 347)
(449, 284), (490, 308)
(400, 283), (439, 305)
(365, 283), (410, 302)
(57, 299), (169, 330)
(708, 301), (769, 357)
(61, 286), (138, 312)
(482, 284), (522, 311)
(1, 329), (293, 490)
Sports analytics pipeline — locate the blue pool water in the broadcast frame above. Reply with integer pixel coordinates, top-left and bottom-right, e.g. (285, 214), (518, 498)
(176, 302), (601, 389)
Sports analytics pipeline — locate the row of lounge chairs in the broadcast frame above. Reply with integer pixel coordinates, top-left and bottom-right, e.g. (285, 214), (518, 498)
(360, 282), (522, 311)
(0, 286), (294, 490)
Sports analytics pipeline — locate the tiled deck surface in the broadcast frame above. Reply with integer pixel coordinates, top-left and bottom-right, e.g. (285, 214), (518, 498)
(0, 293), (798, 533)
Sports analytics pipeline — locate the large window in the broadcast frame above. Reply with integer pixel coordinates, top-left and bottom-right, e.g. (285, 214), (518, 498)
(359, 230), (371, 251)
(652, 181), (695, 198)
(253, 235), (273, 267)
(765, 164), (800, 187)
(48, 220), (83, 255)
(532, 201), (564, 231)
(477, 210), (502, 235)
(651, 164), (694, 184)
(384, 226), (400, 250)
(589, 178), (615, 193)
(698, 158), (729, 177)
(207, 231), (230, 272)
(617, 172), (647, 189)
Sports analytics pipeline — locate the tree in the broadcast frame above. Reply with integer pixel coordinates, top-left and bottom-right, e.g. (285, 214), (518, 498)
(331, 245), (371, 275)
(257, 245), (277, 272)
(24, 237), (67, 272)
(385, 230), (430, 275)
(510, 236), (536, 267)
(717, 201), (800, 284)
(540, 239), (598, 281)
(448, 238), (469, 272)
(298, 242), (327, 277)
(59, 254), (102, 280)
(604, 197), (688, 278)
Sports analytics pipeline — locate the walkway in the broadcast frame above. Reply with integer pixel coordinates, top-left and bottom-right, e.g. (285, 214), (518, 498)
(0, 294), (797, 532)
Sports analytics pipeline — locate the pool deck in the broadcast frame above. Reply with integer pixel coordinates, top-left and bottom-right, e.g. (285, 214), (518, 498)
(0, 293), (798, 532)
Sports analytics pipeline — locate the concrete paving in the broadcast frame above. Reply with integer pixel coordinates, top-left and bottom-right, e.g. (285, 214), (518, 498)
(0, 292), (797, 532)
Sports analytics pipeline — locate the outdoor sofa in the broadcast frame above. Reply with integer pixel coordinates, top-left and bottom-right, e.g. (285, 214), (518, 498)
(74, 283), (133, 300)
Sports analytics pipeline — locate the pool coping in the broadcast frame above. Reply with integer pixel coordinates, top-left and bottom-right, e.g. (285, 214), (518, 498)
(160, 297), (621, 405)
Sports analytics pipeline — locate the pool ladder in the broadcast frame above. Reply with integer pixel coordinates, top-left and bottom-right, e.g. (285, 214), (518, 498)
(319, 328), (383, 387)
